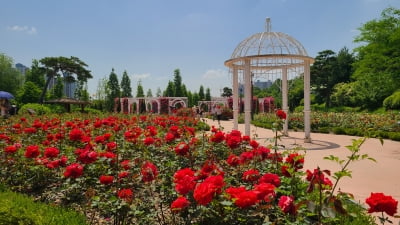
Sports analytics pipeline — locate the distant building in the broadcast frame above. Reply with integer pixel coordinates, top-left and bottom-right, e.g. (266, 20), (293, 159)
(254, 80), (272, 89)
(15, 63), (28, 75)
(238, 80), (272, 95)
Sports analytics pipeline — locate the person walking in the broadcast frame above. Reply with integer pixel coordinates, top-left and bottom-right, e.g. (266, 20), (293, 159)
(215, 105), (222, 124)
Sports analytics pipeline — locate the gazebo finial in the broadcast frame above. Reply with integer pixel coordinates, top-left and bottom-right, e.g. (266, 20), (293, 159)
(265, 17), (271, 32)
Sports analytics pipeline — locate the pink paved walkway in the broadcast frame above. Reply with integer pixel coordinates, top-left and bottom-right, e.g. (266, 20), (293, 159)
(204, 118), (400, 223)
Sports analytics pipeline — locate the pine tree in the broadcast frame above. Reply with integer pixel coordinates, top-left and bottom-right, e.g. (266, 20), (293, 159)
(120, 70), (132, 97)
(146, 89), (153, 97)
(173, 69), (182, 97)
(136, 80), (145, 97)
(106, 68), (120, 111)
(199, 85), (205, 100)
(205, 87), (211, 100)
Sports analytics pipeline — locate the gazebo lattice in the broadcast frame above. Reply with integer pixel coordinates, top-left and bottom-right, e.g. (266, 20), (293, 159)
(224, 18), (314, 142)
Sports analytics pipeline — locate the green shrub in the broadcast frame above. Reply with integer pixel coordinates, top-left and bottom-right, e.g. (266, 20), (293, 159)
(318, 127), (331, 133)
(333, 127), (346, 135)
(0, 190), (87, 225)
(383, 91), (400, 110)
(19, 103), (51, 115)
(388, 132), (400, 141)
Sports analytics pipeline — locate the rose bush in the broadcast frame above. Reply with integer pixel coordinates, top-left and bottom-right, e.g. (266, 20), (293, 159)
(0, 112), (398, 225)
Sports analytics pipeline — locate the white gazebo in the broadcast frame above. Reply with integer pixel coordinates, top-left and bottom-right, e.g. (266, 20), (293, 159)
(224, 18), (314, 142)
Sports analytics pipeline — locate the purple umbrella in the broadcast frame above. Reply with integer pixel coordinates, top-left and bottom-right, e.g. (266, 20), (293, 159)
(0, 91), (14, 99)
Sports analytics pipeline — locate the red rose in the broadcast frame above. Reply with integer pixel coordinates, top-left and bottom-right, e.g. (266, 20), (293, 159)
(276, 109), (287, 120)
(106, 142), (117, 151)
(141, 161), (158, 182)
(69, 128), (84, 141)
(234, 190), (259, 208)
(173, 168), (196, 195)
(210, 131), (225, 143)
(174, 142), (190, 156)
(226, 154), (241, 167)
(121, 160), (131, 170)
(165, 132), (175, 143)
(143, 137), (155, 145)
(118, 171), (129, 179)
(366, 192), (398, 216)
(99, 175), (114, 185)
(225, 186), (246, 199)
(64, 163), (84, 178)
(278, 195), (296, 214)
(4, 145), (18, 154)
(259, 173), (281, 187)
(253, 183), (276, 202)
(171, 196), (190, 213)
(44, 147), (60, 158)
(118, 188), (133, 202)
(193, 175), (224, 205)
(24, 145), (40, 158)
(285, 153), (304, 170)
(242, 169), (260, 183)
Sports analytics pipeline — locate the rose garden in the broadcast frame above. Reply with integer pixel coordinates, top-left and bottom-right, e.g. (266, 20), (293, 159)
(0, 109), (398, 225)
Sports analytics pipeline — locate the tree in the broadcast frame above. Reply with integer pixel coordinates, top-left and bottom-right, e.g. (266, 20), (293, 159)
(205, 88), (211, 101)
(310, 50), (337, 107)
(16, 81), (42, 104)
(199, 85), (205, 101)
(164, 81), (175, 97)
(0, 53), (24, 95)
(173, 69), (182, 97)
(121, 70), (132, 97)
(136, 80), (145, 97)
(221, 87), (233, 97)
(351, 7), (400, 108)
(52, 77), (64, 99)
(94, 77), (108, 111)
(156, 87), (162, 97)
(146, 89), (153, 97)
(106, 68), (120, 111)
(38, 56), (92, 103)
(25, 59), (45, 89)
(74, 81), (89, 101)
(181, 84), (188, 97)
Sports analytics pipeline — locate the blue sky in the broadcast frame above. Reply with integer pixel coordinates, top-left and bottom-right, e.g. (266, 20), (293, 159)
(1, 0), (400, 97)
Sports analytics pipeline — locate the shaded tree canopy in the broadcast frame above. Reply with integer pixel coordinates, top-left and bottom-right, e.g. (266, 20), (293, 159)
(0, 53), (23, 95)
(38, 56), (92, 103)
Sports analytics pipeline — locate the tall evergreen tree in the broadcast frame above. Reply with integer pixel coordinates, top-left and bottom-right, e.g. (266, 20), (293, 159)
(205, 87), (211, 101)
(121, 70), (132, 97)
(173, 69), (182, 97)
(164, 81), (175, 97)
(199, 85), (205, 101)
(106, 68), (120, 111)
(146, 89), (153, 97)
(156, 87), (162, 97)
(136, 80), (145, 97)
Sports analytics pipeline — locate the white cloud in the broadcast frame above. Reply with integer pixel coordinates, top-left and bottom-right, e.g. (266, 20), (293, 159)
(202, 69), (228, 80)
(7, 25), (37, 35)
(131, 73), (150, 80)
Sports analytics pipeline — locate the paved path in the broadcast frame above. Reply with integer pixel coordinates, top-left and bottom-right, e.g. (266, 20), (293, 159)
(204, 118), (400, 222)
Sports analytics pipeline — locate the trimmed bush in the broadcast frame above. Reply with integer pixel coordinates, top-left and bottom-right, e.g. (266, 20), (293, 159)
(0, 189), (87, 225)
(19, 103), (51, 115)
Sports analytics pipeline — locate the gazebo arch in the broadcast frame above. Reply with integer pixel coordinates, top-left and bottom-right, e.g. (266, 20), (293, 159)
(224, 18), (314, 142)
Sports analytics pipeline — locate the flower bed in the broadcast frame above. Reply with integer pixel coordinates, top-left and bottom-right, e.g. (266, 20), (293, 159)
(0, 112), (398, 224)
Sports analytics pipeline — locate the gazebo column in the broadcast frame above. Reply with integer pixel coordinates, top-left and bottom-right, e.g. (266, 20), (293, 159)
(232, 67), (239, 130)
(304, 61), (312, 142)
(244, 59), (251, 136)
(282, 67), (289, 136)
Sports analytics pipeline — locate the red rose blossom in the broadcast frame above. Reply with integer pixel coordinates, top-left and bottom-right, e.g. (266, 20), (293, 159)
(99, 175), (114, 185)
(24, 145), (40, 158)
(44, 147), (60, 158)
(64, 163), (84, 178)
(141, 161), (158, 182)
(193, 175), (224, 205)
(171, 196), (190, 212)
(278, 195), (296, 215)
(259, 173), (281, 187)
(276, 109), (287, 120)
(234, 190), (259, 208)
(173, 168), (196, 195)
(242, 169), (260, 183)
(366, 192), (398, 216)
(118, 188), (133, 202)
(174, 142), (190, 156)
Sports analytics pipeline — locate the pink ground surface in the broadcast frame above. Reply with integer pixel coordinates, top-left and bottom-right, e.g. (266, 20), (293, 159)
(204, 118), (400, 224)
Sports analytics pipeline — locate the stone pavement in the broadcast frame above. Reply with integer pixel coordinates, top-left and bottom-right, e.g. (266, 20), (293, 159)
(204, 118), (400, 222)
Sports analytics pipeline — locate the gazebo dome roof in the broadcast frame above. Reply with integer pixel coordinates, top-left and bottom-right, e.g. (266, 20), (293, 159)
(230, 18), (309, 59)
